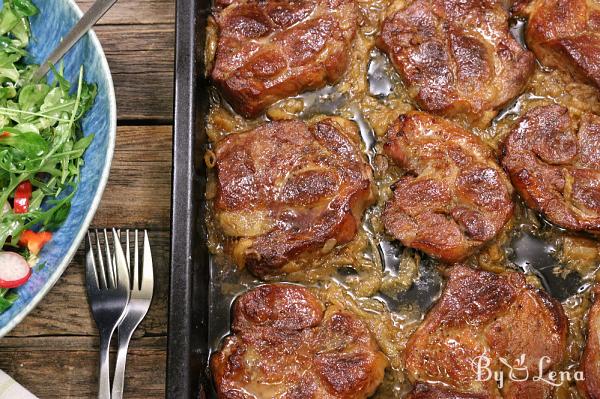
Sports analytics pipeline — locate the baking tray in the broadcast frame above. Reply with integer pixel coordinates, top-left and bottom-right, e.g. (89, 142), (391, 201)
(165, 0), (593, 396)
(167, 0), (210, 397)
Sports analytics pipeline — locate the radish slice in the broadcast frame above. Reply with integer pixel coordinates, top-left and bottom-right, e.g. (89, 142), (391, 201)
(0, 252), (32, 288)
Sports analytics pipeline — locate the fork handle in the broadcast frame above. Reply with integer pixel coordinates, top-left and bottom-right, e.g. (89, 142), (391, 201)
(32, 0), (119, 81)
(111, 325), (136, 399)
(98, 332), (112, 399)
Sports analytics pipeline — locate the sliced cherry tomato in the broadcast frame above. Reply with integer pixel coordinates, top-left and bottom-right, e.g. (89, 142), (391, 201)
(14, 180), (32, 214)
(19, 230), (52, 255)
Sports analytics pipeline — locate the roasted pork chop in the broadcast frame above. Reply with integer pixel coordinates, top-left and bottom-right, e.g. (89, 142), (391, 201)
(500, 104), (600, 232)
(211, 0), (358, 118)
(214, 117), (375, 278)
(377, 0), (534, 127)
(579, 286), (600, 398)
(383, 112), (514, 263)
(405, 265), (568, 398)
(211, 284), (388, 399)
(514, 0), (600, 90)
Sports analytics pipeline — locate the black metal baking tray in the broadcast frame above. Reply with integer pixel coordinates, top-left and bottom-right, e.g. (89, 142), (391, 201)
(167, 0), (211, 397)
(165, 1), (592, 397)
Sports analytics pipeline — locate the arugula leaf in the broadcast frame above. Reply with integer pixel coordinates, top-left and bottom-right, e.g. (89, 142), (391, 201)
(0, 5), (19, 36)
(19, 83), (50, 108)
(0, 37), (26, 55)
(0, 1), (97, 315)
(0, 86), (16, 100)
(49, 64), (70, 94)
(11, 0), (38, 18)
(0, 0), (35, 45)
(0, 128), (49, 158)
(73, 133), (94, 153)
(0, 289), (18, 313)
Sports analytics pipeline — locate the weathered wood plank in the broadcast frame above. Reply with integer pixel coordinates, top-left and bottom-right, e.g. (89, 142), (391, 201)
(0, 337), (166, 399)
(6, 230), (169, 337)
(112, 71), (174, 122)
(92, 125), (172, 229)
(3, 2), (177, 397)
(91, 25), (175, 121)
(0, 336), (166, 350)
(95, 25), (174, 75)
(5, 130), (173, 336)
(77, 0), (175, 25)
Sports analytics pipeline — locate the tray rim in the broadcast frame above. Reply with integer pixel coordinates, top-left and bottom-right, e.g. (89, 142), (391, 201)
(167, 0), (211, 397)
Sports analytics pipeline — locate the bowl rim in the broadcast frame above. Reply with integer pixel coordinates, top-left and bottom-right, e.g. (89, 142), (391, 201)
(0, 0), (117, 337)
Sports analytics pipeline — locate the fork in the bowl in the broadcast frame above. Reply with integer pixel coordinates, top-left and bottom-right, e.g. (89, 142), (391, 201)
(86, 228), (130, 399)
(111, 230), (154, 399)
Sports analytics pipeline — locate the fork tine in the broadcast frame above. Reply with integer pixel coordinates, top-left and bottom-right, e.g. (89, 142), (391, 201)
(94, 229), (108, 290)
(141, 230), (153, 291)
(103, 229), (115, 289)
(133, 229), (139, 290)
(86, 232), (99, 290)
(113, 228), (130, 290)
(126, 229), (131, 289)
(115, 228), (121, 282)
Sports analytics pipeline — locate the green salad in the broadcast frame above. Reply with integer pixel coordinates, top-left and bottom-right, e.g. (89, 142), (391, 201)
(0, 0), (96, 313)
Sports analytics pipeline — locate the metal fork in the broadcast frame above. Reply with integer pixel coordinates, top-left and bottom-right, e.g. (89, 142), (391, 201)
(86, 229), (131, 399)
(111, 230), (154, 399)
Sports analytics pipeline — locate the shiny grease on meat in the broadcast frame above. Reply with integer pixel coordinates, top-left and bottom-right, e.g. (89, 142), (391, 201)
(211, 284), (388, 399)
(211, 0), (358, 118)
(377, 0), (534, 127)
(204, 0), (600, 396)
(501, 104), (600, 233)
(405, 265), (568, 398)
(383, 111), (514, 263)
(213, 116), (376, 278)
(514, 0), (600, 90)
(580, 285), (600, 398)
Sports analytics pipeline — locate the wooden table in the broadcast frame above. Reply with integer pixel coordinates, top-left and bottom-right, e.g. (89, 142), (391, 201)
(0, 1), (175, 397)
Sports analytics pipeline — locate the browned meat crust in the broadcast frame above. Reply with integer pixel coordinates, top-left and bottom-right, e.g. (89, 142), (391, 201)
(211, 0), (358, 118)
(500, 104), (600, 232)
(210, 284), (388, 399)
(405, 265), (568, 398)
(214, 117), (375, 277)
(579, 285), (600, 398)
(377, 0), (534, 127)
(407, 383), (493, 399)
(514, 0), (600, 89)
(382, 112), (514, 263)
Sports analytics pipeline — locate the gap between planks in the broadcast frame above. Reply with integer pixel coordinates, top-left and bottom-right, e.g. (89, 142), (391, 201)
(5, 229), (171, 338)
(76, 0), (175, 26)
(92, 125), (173, 229)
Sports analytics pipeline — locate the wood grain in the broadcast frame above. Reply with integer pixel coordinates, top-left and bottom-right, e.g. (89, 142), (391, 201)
(5, 230), (170, 337)
(95, 25), (174, 75)
(94, 25), (175, 121)
(78, 0), (175, 26)
(0, 337), (166, 399)
(92, 125), (173, 229)
(1, 228), (169, 398)
(0, 1), (177, 397)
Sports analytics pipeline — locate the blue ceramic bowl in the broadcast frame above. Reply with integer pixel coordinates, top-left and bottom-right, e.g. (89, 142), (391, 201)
(0, 0), (116, 336)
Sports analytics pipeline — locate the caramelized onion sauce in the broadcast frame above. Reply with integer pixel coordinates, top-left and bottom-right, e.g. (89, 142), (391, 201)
(203, 3), (600, 397)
